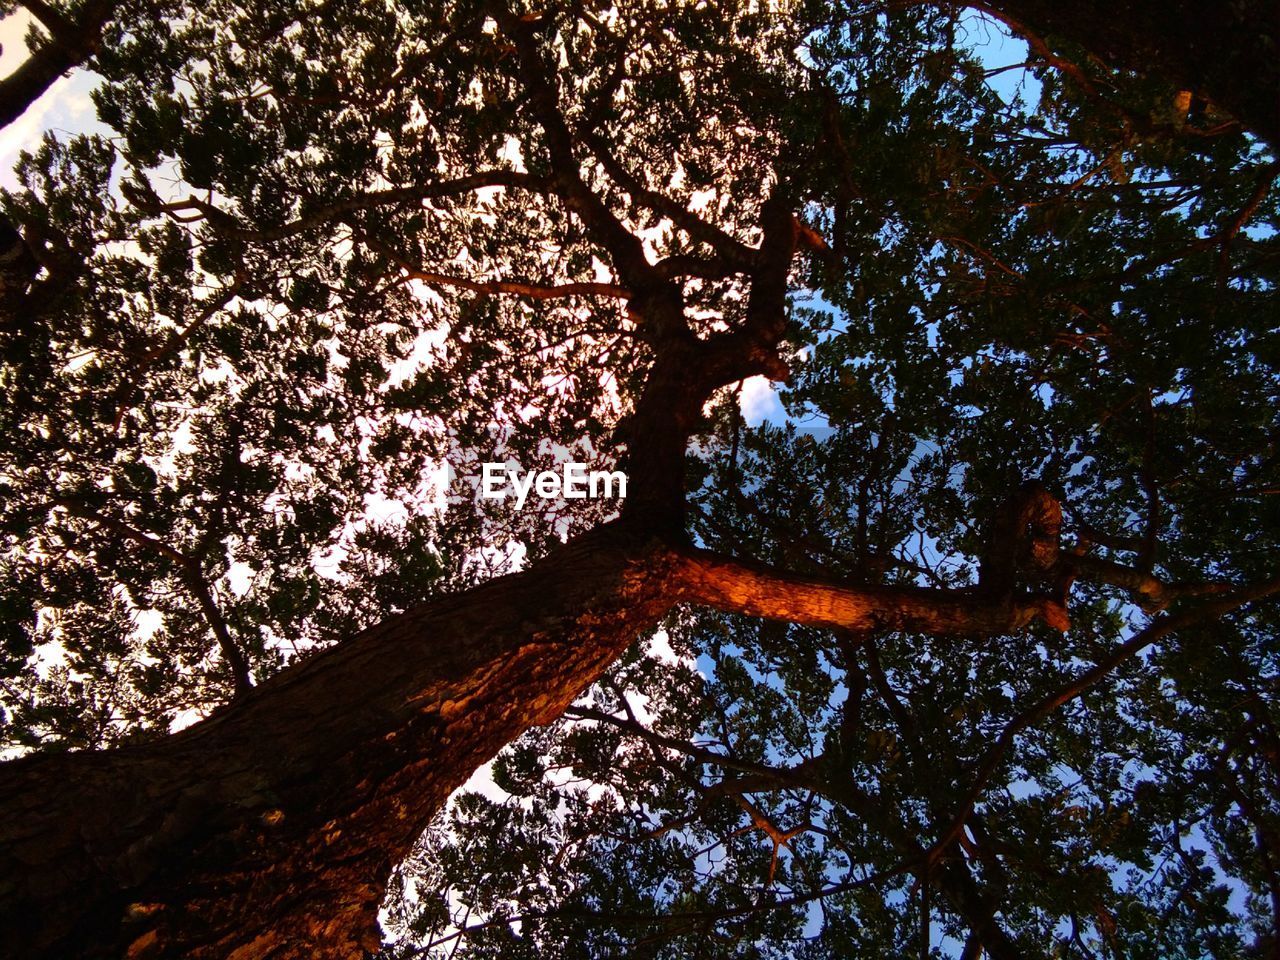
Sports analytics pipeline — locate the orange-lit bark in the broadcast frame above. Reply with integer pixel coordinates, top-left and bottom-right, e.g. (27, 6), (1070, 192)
(676, 548), (1068, 636)
(0, 526), (679, 958)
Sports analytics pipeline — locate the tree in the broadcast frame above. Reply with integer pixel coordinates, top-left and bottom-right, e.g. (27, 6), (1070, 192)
(0, 0), (126, 129)
(0, 0), (1276, 957)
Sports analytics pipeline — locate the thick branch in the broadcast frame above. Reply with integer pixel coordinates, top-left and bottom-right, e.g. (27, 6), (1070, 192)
(567, 703), (816, 786)
(499, 10), (654, 290)
(126, 170), (545, 243)
(699, 195), (800, 384)
(578, 127), (760, 272)
(401, 268), (628, 302)
(652, 253), (743, 283)
(675, 547), (1068, 635)
(0, 0), (119, 130)
(19, 0), (79, 40)
(1070, 554), (1233, 612)
(978, 480), (1061, 595)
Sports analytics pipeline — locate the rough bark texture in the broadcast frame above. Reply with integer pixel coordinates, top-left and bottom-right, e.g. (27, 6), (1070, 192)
(982, 0), (1280, 148)
(0, 511), (1076, 957)
(676, 548), (1065, 636)
(0, 524), (680, 959)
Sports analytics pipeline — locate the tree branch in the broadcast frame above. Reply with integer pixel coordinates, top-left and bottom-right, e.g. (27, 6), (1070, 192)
(567, 703), (818, 786)
(1069, 554), (1233, 612)
(578, 126), (761, 272)
(675, 546), (1068, 636)
(929, 573), (1280, 862)
(124, 170), (546, 243)
(19, 0), (79, 42)
(498, 9), (654, 291)
(400, 269), (628, 302)
(111, 277), (244, 431)
(57, 503), (253, 697)
(699, 194), (800, 384)
(0, 0), (119, 131)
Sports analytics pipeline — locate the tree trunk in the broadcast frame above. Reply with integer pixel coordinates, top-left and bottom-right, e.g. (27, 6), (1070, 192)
(982, 0), (1280, 148)
(0, 523), (680, 959)
(0, 506), (1070, 958)
(0, 0), (119, 131)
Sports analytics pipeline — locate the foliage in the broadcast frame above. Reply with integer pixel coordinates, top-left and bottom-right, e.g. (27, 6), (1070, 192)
(0, 0), (1276, 955)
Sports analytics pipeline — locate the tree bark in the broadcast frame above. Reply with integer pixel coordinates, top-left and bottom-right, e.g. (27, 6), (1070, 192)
(675, 547), (1065, 635)
(0, 0), (119, 131)
(0, 514), (1073, 958)
(0, 524), (680, 959)
(980, 0), (1280, 148)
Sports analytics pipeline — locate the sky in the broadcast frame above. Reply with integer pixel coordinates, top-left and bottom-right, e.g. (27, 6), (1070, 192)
(0, 12), (105, 192)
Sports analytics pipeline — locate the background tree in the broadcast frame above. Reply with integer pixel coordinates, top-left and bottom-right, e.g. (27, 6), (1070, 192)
(0, 0), (1276, 957)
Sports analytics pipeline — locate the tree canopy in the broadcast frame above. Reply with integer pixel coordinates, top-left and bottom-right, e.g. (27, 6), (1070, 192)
(0, 0), (1277, 957)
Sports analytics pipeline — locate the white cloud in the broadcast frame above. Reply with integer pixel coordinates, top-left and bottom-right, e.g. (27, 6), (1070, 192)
(225, 561), (255, 597)
(739, 374), (784, 426)
(0, 13), (108, 192)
